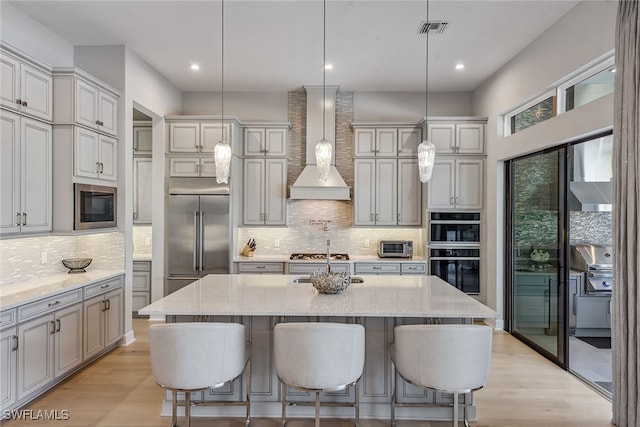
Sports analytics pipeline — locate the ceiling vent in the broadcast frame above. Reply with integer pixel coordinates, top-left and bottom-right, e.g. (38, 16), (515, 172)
(418, 21), (448, 34)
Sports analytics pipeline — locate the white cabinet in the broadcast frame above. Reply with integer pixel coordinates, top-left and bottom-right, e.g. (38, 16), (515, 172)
(168, 122), (231, 153)
(427, 122), (484, 154)
(243, 158), (287, 225)
(244, 127), (287, 157)
(1, 49), (53, 122)
(17, 303), (83, 400)
(354, 158), (397, 226)
(354, 126), (421, 157)
(0, 327), (18, 412)
(132, 261), (151, 315)
(74, 126), (117, 182)
(397, 159), (422, 225)
(397, 128), (422, 157)
(0, 111), (52, 235)
(133, 122), (152, 154)
(83, 279), (123, 360)
(168, 156), (216, 177)
(133, 158), (152, 223)
(427, 158), (484, 210)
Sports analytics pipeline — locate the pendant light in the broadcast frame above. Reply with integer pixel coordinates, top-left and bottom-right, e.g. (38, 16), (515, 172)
(214, 0), (231, 184)
(315, 0), (332, 181)
(417, 0), (436, 183)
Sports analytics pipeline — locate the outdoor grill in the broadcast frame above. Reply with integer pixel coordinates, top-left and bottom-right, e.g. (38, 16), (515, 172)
(570, 244), (613, 295)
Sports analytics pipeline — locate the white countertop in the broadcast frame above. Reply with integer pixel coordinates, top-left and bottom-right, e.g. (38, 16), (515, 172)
(139, 274), (497, 319)
(133, 254), (153, 261)
(0, 269), (125, 310)
(234, 255), (427, 263)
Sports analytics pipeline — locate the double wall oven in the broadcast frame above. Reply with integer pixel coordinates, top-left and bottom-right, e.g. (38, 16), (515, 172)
(428, 212), (481, 294)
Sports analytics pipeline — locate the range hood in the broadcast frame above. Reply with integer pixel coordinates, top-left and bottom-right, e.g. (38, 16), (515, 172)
(289, 86), (350, 200)
(569, 136), (613, 212)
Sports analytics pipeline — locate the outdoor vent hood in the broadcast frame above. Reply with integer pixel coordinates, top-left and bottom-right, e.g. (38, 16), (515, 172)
(289, 86), (351, 200)
(569, 137), (613, 212)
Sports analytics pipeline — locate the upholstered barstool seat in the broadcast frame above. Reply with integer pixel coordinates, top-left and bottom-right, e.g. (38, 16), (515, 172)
(274, 322), (365, 427)
(149, 322), (251, 427)
(389, 324), (492, 427)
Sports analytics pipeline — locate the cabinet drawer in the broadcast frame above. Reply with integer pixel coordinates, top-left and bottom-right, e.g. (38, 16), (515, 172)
(355, 263), (401, 274)
(0, 308), (17, 330)
(133, 261), (151, 271)
(84, 276), (124, 299)
(288, 263), (351, 275)
(238, 262), (284, 273)
(18, 289), (83, 322)
(401, 263), (427, 274)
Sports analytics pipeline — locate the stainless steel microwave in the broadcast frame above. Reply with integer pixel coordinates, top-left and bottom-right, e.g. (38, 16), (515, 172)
(74, 183), (117, 230)
(378, 240), (413, 258)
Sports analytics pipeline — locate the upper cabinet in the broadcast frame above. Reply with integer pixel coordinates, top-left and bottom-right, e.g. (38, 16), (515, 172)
(52, 68), (119, 137)
(244, 126), (288, 157)
(133, 122), (152, 154)
(427, 122), (485, 155)
(168, 122), (231, 153)
(0, 46), (53, 122)
(427, 158), (484, 210)
(354, 126), (421, 157)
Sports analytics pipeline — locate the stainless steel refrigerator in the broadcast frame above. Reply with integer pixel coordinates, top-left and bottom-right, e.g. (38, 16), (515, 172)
(166, 177), (230, 294)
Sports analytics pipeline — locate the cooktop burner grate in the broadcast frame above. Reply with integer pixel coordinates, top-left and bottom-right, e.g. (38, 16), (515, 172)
(290, 253), (350, 261)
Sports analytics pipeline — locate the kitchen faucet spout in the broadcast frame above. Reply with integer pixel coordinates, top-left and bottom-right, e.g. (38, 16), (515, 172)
(326, 239), (331, 273)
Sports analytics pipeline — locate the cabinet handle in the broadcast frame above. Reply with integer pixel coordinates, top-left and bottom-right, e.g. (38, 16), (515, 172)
(450, 197), (455, 205)
(96, 120), (101, 125)
(264, 213), (268, 221)
(50, 320), (56, 335)
(100, 163), (104, 173)
(22, 212), (27, 225)
(101, 300), (107, 312)
(96, 162), (101, 173)
(370, 213), (374, 222)
(56, 319), (61, 332)
(106, 299), (111, 311)
(373, 266), (382, 270)
(407, 266), (417, 270)
(12, 335), (18, 351)
(16, 99), (22, 105)
(48, 300), (61, 307)
(22, 100), (28, 107)
(101, 284), (111, 289)
(256, 265), (266, 269)
(16, 212), (22, 225)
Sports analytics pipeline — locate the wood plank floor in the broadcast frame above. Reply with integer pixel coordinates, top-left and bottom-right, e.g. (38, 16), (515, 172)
(2, 319), (613, 427)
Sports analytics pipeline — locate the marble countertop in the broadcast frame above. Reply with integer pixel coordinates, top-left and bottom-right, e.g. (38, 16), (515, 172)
(133, 254), (152, 261)
(0, 269), (125, 310)
(233, 255), (427, 263)
(139, 274), (497, 319)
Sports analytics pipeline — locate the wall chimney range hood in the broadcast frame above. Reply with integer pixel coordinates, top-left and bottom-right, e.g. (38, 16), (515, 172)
(289, 86), (351, 200)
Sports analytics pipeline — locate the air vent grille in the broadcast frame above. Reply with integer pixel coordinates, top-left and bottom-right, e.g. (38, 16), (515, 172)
(418, 21), (448, 34)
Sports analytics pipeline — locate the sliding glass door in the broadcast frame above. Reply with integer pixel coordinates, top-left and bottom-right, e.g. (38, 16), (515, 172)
(506, 147), (568, 367)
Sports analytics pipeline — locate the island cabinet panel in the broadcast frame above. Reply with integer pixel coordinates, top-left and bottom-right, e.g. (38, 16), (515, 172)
(246, 317), (279, 401)
(359, 317), (393, 402)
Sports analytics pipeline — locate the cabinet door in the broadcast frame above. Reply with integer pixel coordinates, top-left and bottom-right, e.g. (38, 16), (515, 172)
(427, 159), (455, 209)
(375, 158), (397, 225)
(98, 90), (118, 136)
(83, 295), (105, 360)
(133, 158), (153, 223)
(169, 157), (200, 177)
(75, 79), (99, 130)
(133, 125), (152, 153)
(264, 159), (287, 225)
(244, 128), (265, 156)
(375, 128), (398, 156)
(397, 159), (422, 226)
(0, 327), (17, 411)
(199, 157), (217, 177)
(21, 117), (52, 233)
(427, 123), (456, 154)
(243, 159), (266, 225)
(17, 314), (54, 400)
(397, 127), (421, 157)
(132, 269), (151, 291)
(576, 297), (611, 329)
(354, 128), (376, 156)
(75, 127), (100, 178)
(265, 128), (287, 157)
(201, 123), (228, 153)
(456, 159), (483, 209)
(104, 289), (123, 348)
(169, 122), (200, 152)
(20, 62), (53, 121)
(0, 112), (20, 233)
(53, 304), (83, 378)
(98, 134), (117, 181)
(353, 159), (376, 225)
(456, 124), (484, 154)
(0, 54), (20, 112)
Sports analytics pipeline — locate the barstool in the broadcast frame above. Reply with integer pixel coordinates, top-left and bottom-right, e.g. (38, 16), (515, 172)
(389, 324), (492, 427)
(149, 322), (251, 427)
(274, 322), (365, 427)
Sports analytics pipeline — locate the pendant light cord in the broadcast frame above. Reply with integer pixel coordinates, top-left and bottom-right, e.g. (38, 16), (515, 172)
(322, 0), (326, 141)
(221, 0), (225, 138)
(425, 0), (429, 121)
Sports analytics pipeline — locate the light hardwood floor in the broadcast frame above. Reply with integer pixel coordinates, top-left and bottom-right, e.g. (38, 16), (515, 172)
(2, 319), (614, 427)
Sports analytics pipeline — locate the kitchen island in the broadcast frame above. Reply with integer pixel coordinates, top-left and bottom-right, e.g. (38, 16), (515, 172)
(140, 274), (497, 422)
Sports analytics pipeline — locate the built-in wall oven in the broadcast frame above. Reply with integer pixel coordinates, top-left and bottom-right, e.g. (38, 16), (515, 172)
(429, 212), (481, 294)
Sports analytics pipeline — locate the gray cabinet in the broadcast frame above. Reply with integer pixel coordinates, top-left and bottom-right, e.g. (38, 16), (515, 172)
(354, 262), (427, 275)
(132, 261), (151, 315)
(427, 158), (483, 210)
(0, 326), (18, 412)
(427, 122), (484, 154)
(133, 122), (152, 154)
(243, 158), (287, 225)
(243, 126), (288, 157)
(237, 262), (284, 274)
(133, 158), (152, 223)
(83, 278), (123, 360)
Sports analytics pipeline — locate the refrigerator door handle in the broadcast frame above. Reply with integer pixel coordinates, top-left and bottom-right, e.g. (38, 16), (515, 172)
(199, 211), (205, 272)
(193, 211), (199, 271)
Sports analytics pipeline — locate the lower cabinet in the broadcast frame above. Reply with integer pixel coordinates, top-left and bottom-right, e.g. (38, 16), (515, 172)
(354, 262), (427, 275)
(17, 303), (83, 400)
(84, 287), (123, 360)
(0, 327), (18, 410)
(132, 261), (151, 316)
(236, 262), (284, 274)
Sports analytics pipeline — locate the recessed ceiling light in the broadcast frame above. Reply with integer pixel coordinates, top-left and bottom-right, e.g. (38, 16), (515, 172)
(190, 64), (201, 71)
(455, 63), (465, 70)
(324, 63), (333, 70)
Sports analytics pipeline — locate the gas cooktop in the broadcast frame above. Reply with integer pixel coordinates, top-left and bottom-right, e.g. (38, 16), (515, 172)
(289, 253), (350, 261)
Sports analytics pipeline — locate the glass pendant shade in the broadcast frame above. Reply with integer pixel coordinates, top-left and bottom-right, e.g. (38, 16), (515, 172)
(417, 139), (436, 183)
(214, 139), (232, 184)
(315, 138), (332, 181)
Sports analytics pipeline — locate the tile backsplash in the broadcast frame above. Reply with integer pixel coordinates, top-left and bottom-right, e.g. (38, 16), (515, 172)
(0, 232), (125, 286)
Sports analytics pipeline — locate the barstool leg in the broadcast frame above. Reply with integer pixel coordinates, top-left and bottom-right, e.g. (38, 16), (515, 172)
(171, 390), (178, 427)
(452, 391), (459, 427)
(315, 391), (320, 427)
(184, 392), (191, 427)
(245, 360), (252, 427)
(355, 381), (360, 427)
(281, 382), (287, 427)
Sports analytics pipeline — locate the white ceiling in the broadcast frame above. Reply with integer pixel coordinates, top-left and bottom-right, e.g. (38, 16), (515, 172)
(8, 0), (580, 93)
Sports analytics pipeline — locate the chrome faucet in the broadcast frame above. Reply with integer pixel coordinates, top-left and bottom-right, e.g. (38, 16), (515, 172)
(326, 239), (331, 273)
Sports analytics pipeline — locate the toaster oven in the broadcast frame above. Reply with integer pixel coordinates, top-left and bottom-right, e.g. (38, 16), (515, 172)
(378, 240), (413, 258)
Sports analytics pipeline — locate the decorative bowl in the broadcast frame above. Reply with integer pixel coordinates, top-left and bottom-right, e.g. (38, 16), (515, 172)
(62, 258), (92, 273)
(310, 270), (351, 294)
